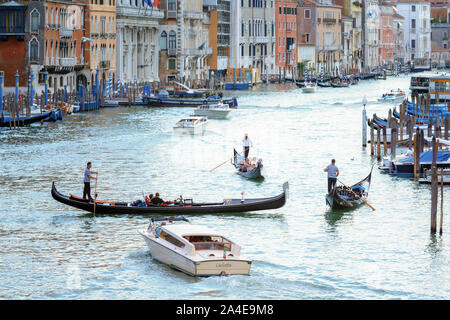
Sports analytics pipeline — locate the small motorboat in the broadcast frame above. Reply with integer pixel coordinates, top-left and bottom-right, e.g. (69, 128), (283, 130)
(326, 167), (373, 209)
(193, 102), (231, 119)
(378, 89), (406, 103)
(302, 81), (317, 93)
(232, 149), (264, 179)
(139, 217), (252, 277)
(173, 116), (208, 135)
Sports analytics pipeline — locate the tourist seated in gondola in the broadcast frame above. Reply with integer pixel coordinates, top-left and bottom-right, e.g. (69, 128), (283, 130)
(151, 193), (164, 205)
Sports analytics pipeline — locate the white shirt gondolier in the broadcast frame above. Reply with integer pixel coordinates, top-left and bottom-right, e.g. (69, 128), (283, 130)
(242, 134), (253, 159)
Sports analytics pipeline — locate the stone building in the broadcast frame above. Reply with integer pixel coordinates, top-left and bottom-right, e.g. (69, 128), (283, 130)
(275, 0), (298, 79)
(229, 0), (276, 81)
(116, 0), (163, 84)
(362, 0), (380, 71)
(378, 2), (395, 67)
(296, 0), (316, 73)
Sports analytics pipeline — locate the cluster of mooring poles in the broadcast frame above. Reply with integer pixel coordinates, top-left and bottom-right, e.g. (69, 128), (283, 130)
(362, 93), (449, 234)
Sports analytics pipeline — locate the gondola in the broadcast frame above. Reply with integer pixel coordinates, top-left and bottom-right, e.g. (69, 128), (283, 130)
(1, 111), (53, 127)
(232, 149), (264, 179)
(325, 168), (373, 210)
(51, 182), (287, 215)
(317, 82), (331, 88)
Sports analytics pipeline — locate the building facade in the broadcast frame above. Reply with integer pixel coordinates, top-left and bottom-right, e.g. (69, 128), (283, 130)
(275, 0), (297, 79)
(206, 0), (230, 83)
(378, 2), (395, 67)
(230, 0), (276, 82)
(393, 10), (406, 65)
(362, 0), (380, 71)
(315, 0), (342, 76)
(352, 0), (362, 72)
(396, 0), (431, 62)
(116, 0), (163, 85)
(84, 0), (117, 89)
(296, 0), (316, 73)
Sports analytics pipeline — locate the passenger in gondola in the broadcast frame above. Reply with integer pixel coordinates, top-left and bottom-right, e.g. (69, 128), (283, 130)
(151, 192), (164, 205)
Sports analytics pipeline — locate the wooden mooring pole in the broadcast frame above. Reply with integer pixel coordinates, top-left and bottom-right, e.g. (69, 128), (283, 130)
(431, 136), (438, 234)
(377, 126), (381, 161)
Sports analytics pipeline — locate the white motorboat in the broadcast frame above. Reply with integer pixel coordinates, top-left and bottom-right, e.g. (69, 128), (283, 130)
(173, 116), (208, 135)
(193, 103), (231, 119)
(378, 89), (406, 103)
(302, 81), (316, 93)
(139, 217), (252, 277)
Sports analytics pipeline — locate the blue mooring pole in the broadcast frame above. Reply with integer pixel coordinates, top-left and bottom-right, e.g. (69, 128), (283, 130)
(44, 72), (48, 106)
(15, 71), (19, 105)
(95, 68), (99, 109)
(29, 73), (34, 107)
(0, 71), (4, 114)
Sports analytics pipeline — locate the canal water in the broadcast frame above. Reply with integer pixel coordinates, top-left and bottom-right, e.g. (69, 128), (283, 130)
(1, 75), (449, 299)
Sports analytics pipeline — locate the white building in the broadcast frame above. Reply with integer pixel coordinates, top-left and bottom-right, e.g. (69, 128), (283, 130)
(362, 0), (380, 71)
(116, 1), (163, 84)
(230, 0), (276, 80)
(396, 0), (431, 62)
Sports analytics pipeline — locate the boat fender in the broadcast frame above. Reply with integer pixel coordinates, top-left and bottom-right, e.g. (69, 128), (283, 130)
(156, 227), (161, 238)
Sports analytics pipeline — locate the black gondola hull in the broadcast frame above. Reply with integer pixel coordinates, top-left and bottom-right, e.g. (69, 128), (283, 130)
(51, 182), (288, 215)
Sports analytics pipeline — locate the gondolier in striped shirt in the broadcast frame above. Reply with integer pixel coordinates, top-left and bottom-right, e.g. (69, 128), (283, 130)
(324, 159), (339, 194)
(243, 133), (253, 158)
(83, 162), (97, 201)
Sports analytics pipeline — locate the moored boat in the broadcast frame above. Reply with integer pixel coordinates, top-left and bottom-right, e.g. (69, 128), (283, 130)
(173, 116), (208, 135)
(51, 182), (288, 215)
(330, 81), (349, 88)
(325, 168), (373, 209)
(139, 217), (252, 276)
(1, 110), (53, 127)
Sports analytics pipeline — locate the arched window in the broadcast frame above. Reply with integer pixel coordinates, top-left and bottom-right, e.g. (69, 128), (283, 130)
(30, 9), (40, 32)
(30, 37), (39, 62)
(160, 31), (167, 50)
(168, 31), (176, 49)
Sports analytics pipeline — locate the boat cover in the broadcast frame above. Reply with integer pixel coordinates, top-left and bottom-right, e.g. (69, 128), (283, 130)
(399, 150), (450, 163)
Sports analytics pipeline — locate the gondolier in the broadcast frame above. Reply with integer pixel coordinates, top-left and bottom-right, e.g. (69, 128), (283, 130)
(83, 162), (97, 200)
(324, 159), (339, 193)
(243, 133), (253, 158)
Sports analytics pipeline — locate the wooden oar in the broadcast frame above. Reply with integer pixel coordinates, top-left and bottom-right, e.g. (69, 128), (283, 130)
(337, 178), (375, 211)
(210, 151), (242, 172)
(93, 172), (99, 217)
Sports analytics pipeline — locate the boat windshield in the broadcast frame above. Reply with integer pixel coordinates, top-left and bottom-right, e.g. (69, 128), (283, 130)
(184, 235), (232, 251)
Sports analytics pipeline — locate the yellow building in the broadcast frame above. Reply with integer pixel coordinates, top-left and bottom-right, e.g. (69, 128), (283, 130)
(352, 1), (363, 72)
(85, 0), (117, 87)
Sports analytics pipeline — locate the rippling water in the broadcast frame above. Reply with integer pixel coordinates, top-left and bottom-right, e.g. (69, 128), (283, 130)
(1, 75), (450, 299)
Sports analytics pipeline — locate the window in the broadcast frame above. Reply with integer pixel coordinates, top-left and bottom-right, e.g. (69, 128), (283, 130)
(31, 10), (39, 32)
(411, 39), (415, 48)
(30, 38), (39, 62)
(160, 31), (167, 50)
(411, 19), (415, 29)
(304, 9), (311, 19)
(241, 23), (244, 36)
(412, 5), (416, 12)
(168, 31), (176, 48)
(160, 231), (185, 247)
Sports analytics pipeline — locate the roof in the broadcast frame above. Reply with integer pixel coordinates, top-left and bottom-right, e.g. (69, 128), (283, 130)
(0, 1), (26, 7)
(163, 224), (220, 237)
(394, 13), (405, 19)
(396, 0), (431, 3)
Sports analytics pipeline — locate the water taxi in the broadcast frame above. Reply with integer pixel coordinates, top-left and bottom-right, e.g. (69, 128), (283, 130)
(302, 81), (317, 93)
(139, 217), (252, 277)
(193, 103), (231, 119)
(173, 116), (208, 135)
(378, 89), (406, 103)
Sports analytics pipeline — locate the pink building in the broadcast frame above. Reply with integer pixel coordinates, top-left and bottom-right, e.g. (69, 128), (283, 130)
(379, 2), (396, 67)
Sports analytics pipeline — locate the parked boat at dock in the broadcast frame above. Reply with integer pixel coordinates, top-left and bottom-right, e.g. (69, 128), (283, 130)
(143, 93), (238, 108)
(1, 110), (53, 127)
(51, 182), (288, 215)
(139, 217), (252, 277)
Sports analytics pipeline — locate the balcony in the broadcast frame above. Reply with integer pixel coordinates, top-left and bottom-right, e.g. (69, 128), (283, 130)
(59, 28), (73, 38)
(167, 9), (177, 19)
(168, 47), (177, 56)
(185, 47), (212, 56)
(323, 18), (337, 24)
(100, 60), (110, 69)
(59, 57), (76, 67)
(184, 11), (204, 20)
